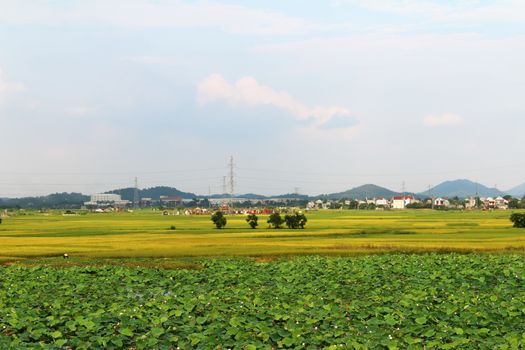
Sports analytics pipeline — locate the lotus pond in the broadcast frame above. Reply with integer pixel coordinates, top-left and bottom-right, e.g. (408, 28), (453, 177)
(1, 254), (524, 349)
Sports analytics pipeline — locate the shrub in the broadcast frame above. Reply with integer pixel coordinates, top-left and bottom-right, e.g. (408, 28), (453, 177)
(211, 211), (227, 229)
(169, 225), (176, 230)
(510, 213), (525, 228)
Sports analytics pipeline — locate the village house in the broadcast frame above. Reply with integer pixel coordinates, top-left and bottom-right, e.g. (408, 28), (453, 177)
(495, 196), (509, 209)
(391, 195), (415, 209)
(433, 197), (450, 207)
(374, 197), (389, 207)
(479, 197), (508, 209)
(464, 197), (477, 209)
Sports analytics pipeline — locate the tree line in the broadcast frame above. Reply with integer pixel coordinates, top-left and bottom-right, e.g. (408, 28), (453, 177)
(211, 211), (307, 230)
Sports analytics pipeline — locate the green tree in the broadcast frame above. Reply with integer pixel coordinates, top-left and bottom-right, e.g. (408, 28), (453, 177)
(284, 214), (298, 229)
(284, 212), (308, 229)
(211, 211), (227, 229)
(296, 212), (307, 228)
(508, 198), (520, 209)
(245, 214), (258, 229)
(475, 197), (483, 209)
(510, 213), (525, 228)
(267, 212), (284, 229)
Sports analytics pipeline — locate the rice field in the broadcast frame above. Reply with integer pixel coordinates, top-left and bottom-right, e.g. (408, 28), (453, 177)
(1, 209), (524, 260)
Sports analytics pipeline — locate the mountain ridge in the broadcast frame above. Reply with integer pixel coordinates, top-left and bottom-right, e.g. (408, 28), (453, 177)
(507, 182), (525, 197)
(421, 179), (507, 198)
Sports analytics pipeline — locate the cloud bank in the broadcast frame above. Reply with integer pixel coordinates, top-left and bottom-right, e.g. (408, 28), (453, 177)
(197, 74), (357, 131)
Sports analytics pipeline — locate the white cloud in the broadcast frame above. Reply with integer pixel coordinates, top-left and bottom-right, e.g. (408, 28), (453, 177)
(197, 74), (357, 131)
(424, 113), (463, 127)
(0, 0), (314, 36)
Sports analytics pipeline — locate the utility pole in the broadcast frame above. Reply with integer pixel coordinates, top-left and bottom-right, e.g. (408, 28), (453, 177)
(228, 156), (235, 208)
(133, 177), (139, 209)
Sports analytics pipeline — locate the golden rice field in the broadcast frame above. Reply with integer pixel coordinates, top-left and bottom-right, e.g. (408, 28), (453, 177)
(1, 209), (525, 261)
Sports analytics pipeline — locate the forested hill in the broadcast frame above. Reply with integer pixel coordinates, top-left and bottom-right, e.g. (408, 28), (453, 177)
(0, 193), (89, 209)
(105, 186), (196, 200)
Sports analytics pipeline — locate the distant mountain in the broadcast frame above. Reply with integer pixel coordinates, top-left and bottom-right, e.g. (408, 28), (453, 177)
(322, 184), (403, 200)
(507, 183), (525, 198)
(106, 186), (196, 201)
(422, 179), (506, 198)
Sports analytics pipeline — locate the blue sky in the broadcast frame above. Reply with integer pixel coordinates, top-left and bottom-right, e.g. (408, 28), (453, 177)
(0, 0), (524, 197)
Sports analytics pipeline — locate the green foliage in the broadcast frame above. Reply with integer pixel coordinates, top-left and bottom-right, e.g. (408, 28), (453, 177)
(0, 192), (89, 209)
(284, 212), (308, 229)
(245, 214), (258, 229)
(210, 211), (227, 229)
(510, 213), (525, 228)
(0, 218), (2, 224)
(267, 212), (284, 229)
(169, 225), (176, 230)
(0, 255), (524, 349)
(508, 198), (520, 209)
(406, 202), (432, 209)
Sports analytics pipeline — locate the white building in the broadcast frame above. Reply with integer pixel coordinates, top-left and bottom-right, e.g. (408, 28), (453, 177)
(465, 197), (476, 209)
(85, 193), (130, 207)
(375, 198), (389, 207)
(391, 196), (415, 209)
(433, 197), (450, 207)
(90, 193), (122, 202)
(495, 196), (509, 209)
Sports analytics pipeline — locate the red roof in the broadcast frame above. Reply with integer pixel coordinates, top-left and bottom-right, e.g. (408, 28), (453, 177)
(392, 196), (414, 200)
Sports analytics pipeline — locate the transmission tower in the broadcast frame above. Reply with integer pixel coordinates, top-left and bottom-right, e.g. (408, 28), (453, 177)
(133, 177), (139, 209)
(429, 184), (434, 210)
(228, 156), (235, 206)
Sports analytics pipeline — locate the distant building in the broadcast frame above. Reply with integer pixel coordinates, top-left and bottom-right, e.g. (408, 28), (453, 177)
(433, 197), (450, 207)
(494, 196), (509, 209)
(91, 193), (122, 202)
(391, 196), (415, 209)
(465, 197), (477, 209)
(84, 193), (130, 207)
(375, 198), (389, 207)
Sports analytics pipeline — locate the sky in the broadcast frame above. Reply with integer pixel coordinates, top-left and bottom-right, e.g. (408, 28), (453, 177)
(1, 0), (524, 197)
